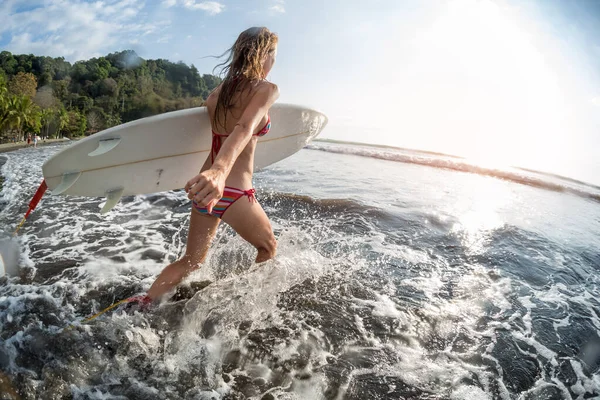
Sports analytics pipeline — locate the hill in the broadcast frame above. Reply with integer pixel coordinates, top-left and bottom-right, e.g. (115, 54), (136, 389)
(0, 50), (221, 141)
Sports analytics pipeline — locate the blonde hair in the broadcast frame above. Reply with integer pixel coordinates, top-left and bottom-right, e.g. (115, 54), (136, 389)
(213, 27), (278, 129)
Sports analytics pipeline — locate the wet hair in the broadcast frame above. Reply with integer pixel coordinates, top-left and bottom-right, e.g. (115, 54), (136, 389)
(212, 27), (278, 129)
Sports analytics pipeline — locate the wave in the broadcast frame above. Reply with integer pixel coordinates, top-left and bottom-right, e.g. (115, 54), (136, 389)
(307, 143), (600, 204)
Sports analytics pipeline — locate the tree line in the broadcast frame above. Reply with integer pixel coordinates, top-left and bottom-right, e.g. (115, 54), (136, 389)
(0, 50), (221, 142)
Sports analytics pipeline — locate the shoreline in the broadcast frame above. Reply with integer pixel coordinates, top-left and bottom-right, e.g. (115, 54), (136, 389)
(0, 138), (71, 154)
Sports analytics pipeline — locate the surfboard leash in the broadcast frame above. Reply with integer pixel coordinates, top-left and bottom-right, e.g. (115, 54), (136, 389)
(62, 295), (152, 331)
(13, 180), (47, 236)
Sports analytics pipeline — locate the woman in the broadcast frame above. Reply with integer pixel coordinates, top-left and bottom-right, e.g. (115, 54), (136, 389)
(145, 27), (279, 303)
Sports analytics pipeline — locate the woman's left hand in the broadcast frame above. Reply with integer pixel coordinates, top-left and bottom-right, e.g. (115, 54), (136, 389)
(185, 168), (225, 213)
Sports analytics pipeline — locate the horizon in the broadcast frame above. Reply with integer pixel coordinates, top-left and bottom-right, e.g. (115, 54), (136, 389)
(312, 138), (600, 190)
(1, 0), (600, 186)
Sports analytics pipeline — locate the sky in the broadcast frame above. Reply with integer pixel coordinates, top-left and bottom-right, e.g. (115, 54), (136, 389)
(1, 0), (599, 185)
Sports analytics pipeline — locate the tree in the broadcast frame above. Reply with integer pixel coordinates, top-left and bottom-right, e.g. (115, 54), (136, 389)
(51, 79), (70, 102)
(40, 108), (57, 138)
(0, 52), (18, 75)
(86, 107), (105, 134)
(64, 110), (86, 137)
(8, 72), (37, 98)
(105, 113), (121, 128)
(56, 107), (69, 138)
(34, 85), (58, 109)
(0, 76), (11, 133)
(5, 96), (41, 140)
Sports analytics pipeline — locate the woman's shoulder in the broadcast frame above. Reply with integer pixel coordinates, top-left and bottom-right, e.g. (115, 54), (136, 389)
(253, 80), (279, 100)
(257, 80), (278, 92)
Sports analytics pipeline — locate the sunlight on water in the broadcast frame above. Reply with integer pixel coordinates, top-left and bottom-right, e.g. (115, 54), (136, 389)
(450, 178), (511, 254)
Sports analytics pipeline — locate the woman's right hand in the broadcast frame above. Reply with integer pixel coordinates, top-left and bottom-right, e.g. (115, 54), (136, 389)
(185, 168), (226, 213)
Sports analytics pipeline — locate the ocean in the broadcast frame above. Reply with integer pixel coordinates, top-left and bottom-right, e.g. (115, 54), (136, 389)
(0, 141), (599, 399)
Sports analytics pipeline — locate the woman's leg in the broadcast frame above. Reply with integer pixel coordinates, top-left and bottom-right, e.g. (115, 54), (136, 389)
(221, 195), (277, 263)
(147, 210), (220, 301)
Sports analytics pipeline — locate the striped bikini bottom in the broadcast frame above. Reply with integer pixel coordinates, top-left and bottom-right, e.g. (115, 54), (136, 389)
(192, 186), (256, 219)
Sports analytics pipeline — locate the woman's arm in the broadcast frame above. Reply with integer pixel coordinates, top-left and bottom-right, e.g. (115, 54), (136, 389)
(185, 82), (279, 212)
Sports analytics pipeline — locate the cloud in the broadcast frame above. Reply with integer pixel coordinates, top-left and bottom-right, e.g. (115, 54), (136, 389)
(270, 5), (285, 13)
(0, 0), (171, 61)
(592, 97), (600, 107)
(182, 0), (225, 15)
(270, 0), (285, 13)
(156, 35), (173, 44)
(159, 0), (224, 15)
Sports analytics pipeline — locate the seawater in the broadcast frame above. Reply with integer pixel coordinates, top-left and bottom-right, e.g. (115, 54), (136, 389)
(0, 141), (599, 399)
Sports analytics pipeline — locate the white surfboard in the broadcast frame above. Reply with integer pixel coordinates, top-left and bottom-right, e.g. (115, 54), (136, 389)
(42, 103), (327, 212)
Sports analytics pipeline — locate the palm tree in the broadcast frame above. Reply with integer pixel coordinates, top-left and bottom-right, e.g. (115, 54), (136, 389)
(41, 108), (56, 139)
(57, 107), (69, 138)
(0, 82), (10, 135)
(7, 96), (41, 141)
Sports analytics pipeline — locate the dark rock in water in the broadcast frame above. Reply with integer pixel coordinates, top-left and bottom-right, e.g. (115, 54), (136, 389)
(492, 332), (541, 393)
(294, 372), (311, 380)
(222, 392), (247, 400)
(83, 282), (145, 315)
(556, 359), (578, 387)
(0, 370), (19, 400)
(223, 350), (242, 373)
(124, 383), (164, 400)
(238, 320), (253, 335)
(343, 373), (440, 400)
(141, 248), (166, 262)
(32, 259), (79, 284)
(18, 266), (36, 283)
(41, 362), (73, 399)
(110, 255), (127, 263)
(0, 348), (10, 370)
(521, 384), (566, 400)
(170, 280), (212, 301)
(231, 374), (261, 398)
(183, 388), (221, 400)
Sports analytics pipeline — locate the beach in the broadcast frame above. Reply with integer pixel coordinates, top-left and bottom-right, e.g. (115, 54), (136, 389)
(0, 138), (71, 154)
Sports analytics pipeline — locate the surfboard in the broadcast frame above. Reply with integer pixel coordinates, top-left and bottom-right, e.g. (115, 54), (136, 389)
(42, 103), (328, 213)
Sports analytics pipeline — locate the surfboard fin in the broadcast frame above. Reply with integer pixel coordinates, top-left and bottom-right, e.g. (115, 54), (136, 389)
(51, 172), (81, 195)
(100, 187), (124, 214)
(88, 138), (121, 157)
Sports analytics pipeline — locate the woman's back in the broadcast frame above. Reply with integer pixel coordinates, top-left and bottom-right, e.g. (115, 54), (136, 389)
(205, 81), (271, 136)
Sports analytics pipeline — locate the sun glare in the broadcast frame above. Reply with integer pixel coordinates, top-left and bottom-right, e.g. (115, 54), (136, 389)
(372, 0), (575, 175)
(450, 176), (512, 254)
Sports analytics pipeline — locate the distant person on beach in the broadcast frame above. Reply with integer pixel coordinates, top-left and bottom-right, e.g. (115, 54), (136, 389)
(27, 135), (31, 147)
(139, 27), (279, 305)
(33, 136), (38, 148)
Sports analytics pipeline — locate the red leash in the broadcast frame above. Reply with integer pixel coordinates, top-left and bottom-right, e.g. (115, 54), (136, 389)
(13, 180), (47, 236)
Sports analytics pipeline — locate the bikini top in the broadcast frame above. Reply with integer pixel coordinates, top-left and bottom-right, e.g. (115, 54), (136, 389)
(211, 115), (271, 162)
